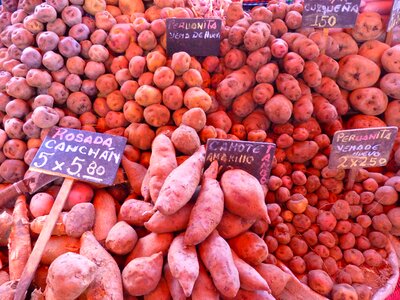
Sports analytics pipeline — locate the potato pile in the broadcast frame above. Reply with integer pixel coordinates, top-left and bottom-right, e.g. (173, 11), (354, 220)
(0, 0), (400, 299)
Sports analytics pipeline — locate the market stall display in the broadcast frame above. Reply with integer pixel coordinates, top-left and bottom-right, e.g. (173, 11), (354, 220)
(0, 0), (400, 299)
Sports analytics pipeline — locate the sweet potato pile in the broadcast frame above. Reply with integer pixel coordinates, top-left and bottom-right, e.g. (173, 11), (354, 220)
(0, 0), (400, 299)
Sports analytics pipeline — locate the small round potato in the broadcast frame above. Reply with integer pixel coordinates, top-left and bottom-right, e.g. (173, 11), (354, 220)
(66, 92), (92, 115)
(32, 106), (60, 129)
(58, 36), (81, 58)
(171, 124), (200, 155)
(143, 104), (170, 128)
(0, 159), (27, 182)
(42, 51), (64, 71)
(61, 6), (82, 27)
(21, 47), (42, 68)
(307, 270), (333, 296)
(26, 69), (52, 89)
(162, 85), (183, 110)
(349, 87), (388, 116)
(153, 66), (175, 89)
(385, 100), (400, 127)
(380, 73), (400, 99)
(351, 12), (384, 42)
(46, 18), (67, 36)
(34, 3), (57, 23)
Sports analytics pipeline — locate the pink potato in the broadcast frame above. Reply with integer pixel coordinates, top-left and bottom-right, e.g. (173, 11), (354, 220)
(29, 193), (54, 218)
(64, 182), (94, 211)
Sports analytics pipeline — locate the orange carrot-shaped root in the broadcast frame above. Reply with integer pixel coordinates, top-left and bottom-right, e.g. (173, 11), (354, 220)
(0, 211), (12, 246)
(93, 190), (117, 245)
(122, 156), (147, 195)
(8, 195), (31, 281)
(30, 213), (67, 236)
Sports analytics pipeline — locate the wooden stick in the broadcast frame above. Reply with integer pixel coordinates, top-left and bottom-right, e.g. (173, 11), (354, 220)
(322, 28), (329, 55)
(386, 30), (393, 46)
(14, 177), (74, 300)
(346, 168), (359, 190)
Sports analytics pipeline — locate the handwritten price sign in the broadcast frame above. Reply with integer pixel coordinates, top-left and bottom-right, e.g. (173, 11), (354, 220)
(166, 18), (221, 56)
(205, 139), (276, 185)
(302, 0), (361, 28)
(329, 127), (398, 169)
(30, 127), (127, 185)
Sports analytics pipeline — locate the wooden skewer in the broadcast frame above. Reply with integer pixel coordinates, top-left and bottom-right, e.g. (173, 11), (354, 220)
(386, 30), (393, 46)
(14, 178), (74, 300)
(321, 28), (329, 55)
(346, 168), (359, 191)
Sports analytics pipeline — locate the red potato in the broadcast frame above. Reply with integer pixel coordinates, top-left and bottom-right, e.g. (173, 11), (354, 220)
(246, 46), (272, 72)
(358, 40), (389, 67)
(217, 66), (256, 107)
(337, 55), (380, 90)
(185, 161), (224, 245)
(171, 124), (201, 155)
(29, 192), (54, 218)
(307, 270), (334, 296)
(349, 88), (388, 116)
(168, 233), (199, 297)
(154, 146), (205, 215)
(63, 182), (93, 211)
(199, 230), (240, 298)
(351, 12), (384, 42)
(264, 94), (293, 124)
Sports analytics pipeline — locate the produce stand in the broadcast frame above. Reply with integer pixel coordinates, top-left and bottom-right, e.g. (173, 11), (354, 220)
(0, 0), (400, 299)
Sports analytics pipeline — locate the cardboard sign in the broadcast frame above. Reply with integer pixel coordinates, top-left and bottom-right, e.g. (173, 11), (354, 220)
(388, 0), (400, 32)
(166, 18), (221, 56)
(205, 139), (276, 185)
(30, 127), (127, 185)
(329, 127), (398, 169)
(302, 0), (361, 28)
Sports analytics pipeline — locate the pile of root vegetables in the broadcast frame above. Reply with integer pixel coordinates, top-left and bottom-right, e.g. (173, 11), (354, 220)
(0, 0), (400, 299)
